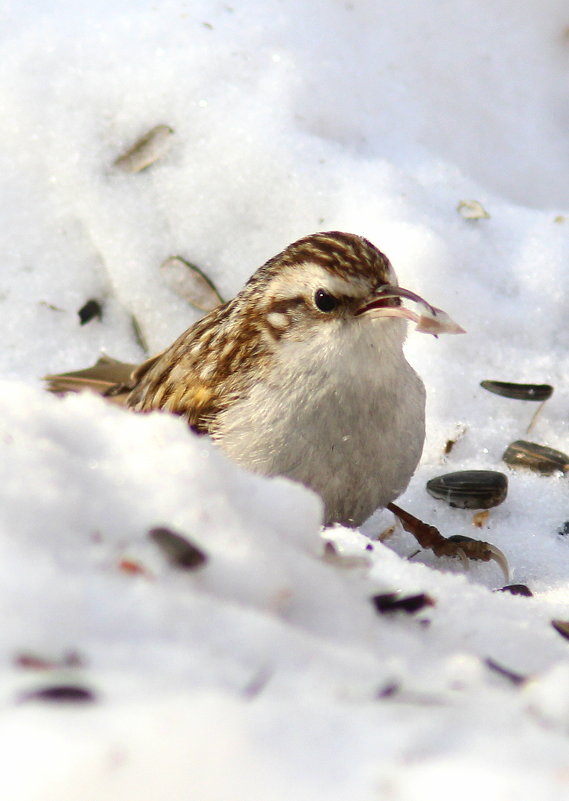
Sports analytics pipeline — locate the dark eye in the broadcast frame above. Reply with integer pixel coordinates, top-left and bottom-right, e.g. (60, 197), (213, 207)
(314, 288), (337, 313)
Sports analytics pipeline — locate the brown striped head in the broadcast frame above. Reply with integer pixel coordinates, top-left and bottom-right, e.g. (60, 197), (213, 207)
(236, 231), (464, 342)
(237, 232), (398, 343)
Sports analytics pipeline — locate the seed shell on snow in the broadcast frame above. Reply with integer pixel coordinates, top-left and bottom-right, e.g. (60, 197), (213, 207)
(148, 526), (208, 570)
(502, 440), (569, 475)
(551, 620), (569, 641)
(457, 199), (491, 220)
(495, 584), (533, 597)
(426, 470), (508, 509)
(78, 298), (103, 325)
(371, 592), (435, 615)
(480, 381), (553, 402)
(161, 256), (224, 311)
(17, 684), (96, 704)
(484, 657), (528, 686)
(114, 124), (174, 173)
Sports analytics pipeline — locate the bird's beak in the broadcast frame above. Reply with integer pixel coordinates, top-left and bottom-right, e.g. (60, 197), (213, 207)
(357, 285), (465, 335)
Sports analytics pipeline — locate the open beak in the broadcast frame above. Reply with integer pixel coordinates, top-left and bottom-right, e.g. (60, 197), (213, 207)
(357, 284), (465, 335)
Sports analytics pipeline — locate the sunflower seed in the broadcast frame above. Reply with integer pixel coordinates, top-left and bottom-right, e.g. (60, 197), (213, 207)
(495, 584), (533, 597)
(149, 526), (207, 570)
(18, 684), (96, 704)
(502, 440), (569, 475)
(480, 380), (553, 402)
(161, 256), (224, 311)
(426, 470), (508, 509)
(371, 592), (435, 615)
(114, 124), (174, 173)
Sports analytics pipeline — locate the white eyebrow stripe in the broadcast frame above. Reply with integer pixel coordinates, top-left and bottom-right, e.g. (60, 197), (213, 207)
(268, 261), (370, 299)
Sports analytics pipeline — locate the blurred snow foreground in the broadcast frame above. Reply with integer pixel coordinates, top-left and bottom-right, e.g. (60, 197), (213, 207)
(2, 0), (569, 799)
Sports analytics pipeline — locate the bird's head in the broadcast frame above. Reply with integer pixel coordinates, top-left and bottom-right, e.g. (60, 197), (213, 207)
(241, 231), (464, 346)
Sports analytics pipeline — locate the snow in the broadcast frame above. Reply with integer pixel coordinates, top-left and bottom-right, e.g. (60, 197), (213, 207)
(2, 1), (569, 798)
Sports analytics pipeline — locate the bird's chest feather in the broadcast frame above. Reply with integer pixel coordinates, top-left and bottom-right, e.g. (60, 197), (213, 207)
(215, 325), (426, 526)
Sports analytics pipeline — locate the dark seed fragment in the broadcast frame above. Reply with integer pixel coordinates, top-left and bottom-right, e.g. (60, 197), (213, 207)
(149, 526), (207, 570)
(78, 299), (102, 325)
(377, 681), (400, 698)
(552, 620), (569, 641)
(18, 684), (96, 704)
(484, 658), (528, 686)
(480, 381), (553, 402)
(557, 521), (569, 536)
(426, 470), (508, 509)
(502, 440), (569, 475)
(495, 584), (533, 597)
(371, 592), (435, 615)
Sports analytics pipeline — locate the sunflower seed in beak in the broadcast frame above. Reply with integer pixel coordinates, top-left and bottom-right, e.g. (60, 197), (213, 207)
(359, 285), (465, 335)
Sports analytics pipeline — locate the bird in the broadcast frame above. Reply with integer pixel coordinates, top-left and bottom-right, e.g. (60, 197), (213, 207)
(45, 231), (506, 572)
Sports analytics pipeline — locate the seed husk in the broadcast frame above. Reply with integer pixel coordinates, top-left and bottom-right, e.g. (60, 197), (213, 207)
(18, 684), (96, 704)
(484, 657), (528, 686)
(161, 256), (224, 311)
(371, 592), (435, 615)
(114, 124), (174, 173)
(426, 470), (508, 509)
(149, 526), (208, 570)
(502, 440), (569, 475)
(480, 380), (553, 402)
(495, 584), (533, 597)
(78, 299), (102, 325)
(552, 620), (569, 641)
(457, 199), (490, 220)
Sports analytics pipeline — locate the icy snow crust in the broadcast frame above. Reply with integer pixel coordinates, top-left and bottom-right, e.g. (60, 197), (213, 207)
(2, 1), (569, 798)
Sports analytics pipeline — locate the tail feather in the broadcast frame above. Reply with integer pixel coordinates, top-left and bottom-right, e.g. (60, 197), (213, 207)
(44, 355), (138, 406)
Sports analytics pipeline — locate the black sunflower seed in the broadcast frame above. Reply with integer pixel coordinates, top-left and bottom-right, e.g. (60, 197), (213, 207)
(502, 440), (569, 475)
(371, 592), (435, 615)
(149, 527), (208, 570)
(426, 470), (508, 509)
(18, 684), (96, 704)
(495, 584), (533, 597)
(480, 381), (553, 402)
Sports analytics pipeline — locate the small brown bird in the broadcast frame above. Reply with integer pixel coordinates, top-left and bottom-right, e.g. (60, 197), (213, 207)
(46, 232), (506, 571)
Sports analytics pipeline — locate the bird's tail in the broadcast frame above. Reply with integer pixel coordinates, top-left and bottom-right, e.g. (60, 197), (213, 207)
(44, 354), (137, 406)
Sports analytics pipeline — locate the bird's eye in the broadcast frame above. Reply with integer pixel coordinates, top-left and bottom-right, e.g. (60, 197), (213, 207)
(314, 288), (337, 313)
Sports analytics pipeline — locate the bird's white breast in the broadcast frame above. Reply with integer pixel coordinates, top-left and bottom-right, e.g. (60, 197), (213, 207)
(215, 318), (426, 527)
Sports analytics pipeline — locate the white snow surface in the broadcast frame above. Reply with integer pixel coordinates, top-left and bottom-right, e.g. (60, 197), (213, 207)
(2, 1), (569, 798)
